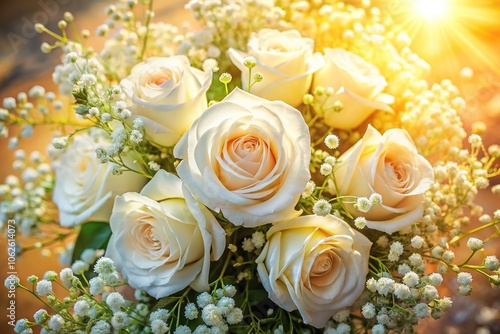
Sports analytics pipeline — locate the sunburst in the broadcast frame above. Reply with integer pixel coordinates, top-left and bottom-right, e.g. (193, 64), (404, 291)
(390, 0), (500, 78)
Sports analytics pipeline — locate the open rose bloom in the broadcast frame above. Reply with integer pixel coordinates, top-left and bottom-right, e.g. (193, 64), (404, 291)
(256, 215), (372, 328)
(174, 88), (311, 227)
(105, 170), (226, 298)
(121, 56), (212, 147)
(333, 125), (434, 233)
(228, 29), (324, 107)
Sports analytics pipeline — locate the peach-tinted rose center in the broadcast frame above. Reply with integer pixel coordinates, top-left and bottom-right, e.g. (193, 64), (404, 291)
(218, 135), (277, 191)
(310, 251), (333, 277)
(148, 71), (172, 86)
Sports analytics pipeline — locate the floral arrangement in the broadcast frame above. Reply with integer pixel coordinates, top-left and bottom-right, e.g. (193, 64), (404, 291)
(2, 0), (500, 333)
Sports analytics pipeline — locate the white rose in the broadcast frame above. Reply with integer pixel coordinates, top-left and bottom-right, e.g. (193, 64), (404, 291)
(105, 170), (226, 298)
(120, 56), (212, 147)
(174, 88), (311, 227)
(334, 125), (434, 233)
(313, 48), (394, 129)
(256, 215), (372, 328)
(228, 29), (324, 107)
(52, 133), (146, 227)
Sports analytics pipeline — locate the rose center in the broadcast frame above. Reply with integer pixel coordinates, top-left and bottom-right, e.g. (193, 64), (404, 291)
(147, 70), (173, 86)
(310, 251), (334, 277)
(145, 226), (163, 251)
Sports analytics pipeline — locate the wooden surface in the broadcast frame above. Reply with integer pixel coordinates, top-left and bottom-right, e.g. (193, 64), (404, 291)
(0, 0), (499, 333)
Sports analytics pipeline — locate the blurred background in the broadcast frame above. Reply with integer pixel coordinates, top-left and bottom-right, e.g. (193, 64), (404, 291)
(0, 0), (499, 333)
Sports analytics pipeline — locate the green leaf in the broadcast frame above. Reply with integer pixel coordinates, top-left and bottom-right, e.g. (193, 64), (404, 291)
(74, 105), (90, 115)
(71, 221), (112, 265)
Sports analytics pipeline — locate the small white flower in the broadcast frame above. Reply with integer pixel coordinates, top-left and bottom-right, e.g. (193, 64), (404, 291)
(369, 193), (382, 205)
(111, 311), (129, 330)
(421, 284), (439, 301)
(133, 117), (144, 129)
(355, 197), (372, 213)
(118, 109), (132, 119)
(459, 285), (472, 295)
(437, 297), (453, 311)
(457, 272), (473, 286)
(361, 302), (376, 319)
(324, 134), (340, 149)
(48, 314), (65, 331)
(442, 250), (455, 264)
(312, 199), (331, 216)
(485, 255), (500, 271)
(251, 231), (265, 249)
(388, 241), (404, 262)
(428, 273), (443, 286)
(366, 277), (377, 292)
(394, 283), (411, 300)
(151, 319), (169, 334)
(101, 272), (120, 286)
(403, 271), (420, 288)
(371, 324), (385, 334)
(64, 52), (79, 64)
(320, 163), (333, 176)
(101, 113), (112, 122)
(71, 260), (90, 275)
(149, 309), (170, 322)
(225, 307), (243, 325)
(51, 136), (68, 149)
(217, 296), (235, 315)
(3, 97), (17, 109)
(302, 180), (315, 198)
(74, 299), (90, 317)
(174, 325), (192, 334)
(33, 309), (49, 324)
(397, 263), (411, 276)
(81, 249), (99, 264)
(35, 280), (53, 296)
(466, 237), (483, 251)
(414, 303), (430, 318)
(130, 129), (143, 144)
(201, 304), (222, 326)
(89, 107), (100, 117)
(185, 302), (199, 320)
(224, 285), (236, 297)
(148, 161), (161, 171)
(333, 308), (350, 323)
(197, 292), (213, 308)
(376, 277), (395, 296)
(411, 236), (425, 249)
(90, 320), (111, 334)
(94, 257), (115, 274)
(89, 277), (105, 296)
(14, 318), (27, 333)
(106, 292), (125, 313)
(354, 216), (367, 229)
(79, 74), (97, 87)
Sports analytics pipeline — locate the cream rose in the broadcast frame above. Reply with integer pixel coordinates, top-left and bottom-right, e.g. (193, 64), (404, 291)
(52, 133), (147, 227)
(105, 170), (226, 298)
(174, 88), (311, 227)
(313, 48), (393, 129)
(228, 29), (324, 107)
(256, 215), (372, 328)
(120, 56), (212, 147)
(333, 125), (434, 233)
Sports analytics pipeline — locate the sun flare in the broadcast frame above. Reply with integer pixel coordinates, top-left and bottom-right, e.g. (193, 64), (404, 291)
(414, 0), (449, 21)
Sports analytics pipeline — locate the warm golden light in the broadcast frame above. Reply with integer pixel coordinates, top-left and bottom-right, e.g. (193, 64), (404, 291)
(393, 0), (500, 78)
(414, 0), (449, 21)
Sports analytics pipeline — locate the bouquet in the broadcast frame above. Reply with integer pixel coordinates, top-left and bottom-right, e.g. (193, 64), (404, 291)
(2, 0), (499, 333)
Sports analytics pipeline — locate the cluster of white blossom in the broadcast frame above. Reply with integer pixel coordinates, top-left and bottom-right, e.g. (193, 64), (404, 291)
(9, 254), (185, 334)
(0, 149), (58, 246)
(185, 0), (286, 69)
